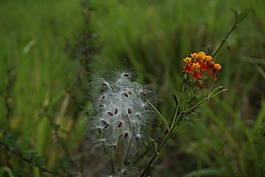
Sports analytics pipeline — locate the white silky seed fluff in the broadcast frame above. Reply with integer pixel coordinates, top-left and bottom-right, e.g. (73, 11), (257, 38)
(91, 72), (151, 150)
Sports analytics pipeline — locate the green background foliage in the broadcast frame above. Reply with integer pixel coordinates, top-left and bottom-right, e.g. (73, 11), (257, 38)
(0, 0), (264, 176)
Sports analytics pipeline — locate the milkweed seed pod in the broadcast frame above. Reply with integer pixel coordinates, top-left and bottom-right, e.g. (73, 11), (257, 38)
(88, 71), (154, 176)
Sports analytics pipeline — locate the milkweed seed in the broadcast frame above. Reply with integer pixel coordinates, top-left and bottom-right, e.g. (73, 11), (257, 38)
(117, 122), (123, 128)
(123, 73), (129, 77)
(124, 132), (128, 139)
(107, 112), (113, 116)
(136, 114), (142, 120)
(101, 82), (107, 86)
(104, 123), (109, 129)
(128, 107), (132, 114)
(141, 91), (148, 96)
(102, 120), (107, 125)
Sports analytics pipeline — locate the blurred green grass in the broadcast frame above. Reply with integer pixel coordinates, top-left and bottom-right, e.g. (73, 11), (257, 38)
(0, 0), (84, 176)
(0, 0), (265, 176)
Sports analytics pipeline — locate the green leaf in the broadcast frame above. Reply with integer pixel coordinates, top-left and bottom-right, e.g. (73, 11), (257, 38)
(151, 138), (158, 153)
(183, 168), (225, 177)
(230, 8), (238, 17)
(146, 99), (169, 130)
(0, 167), (14, 177)
(236, 8), (253, 24)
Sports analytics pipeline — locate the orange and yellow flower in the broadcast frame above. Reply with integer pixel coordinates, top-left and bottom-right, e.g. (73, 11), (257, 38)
(183, 51), (221, 79)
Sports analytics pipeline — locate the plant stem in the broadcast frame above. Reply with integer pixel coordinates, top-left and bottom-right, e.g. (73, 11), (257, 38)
(1, 67), (15, 130)
(212, 23), (236, 60)
(139, 129), (171, 177)
(43, 106), (85, 177)
(140, 109), (183, 177)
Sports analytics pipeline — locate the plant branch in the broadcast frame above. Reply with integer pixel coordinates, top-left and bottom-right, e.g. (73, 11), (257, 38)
(42, 106), (85, 177)
(0, 141), (62, 177)
(139, 130), (171, 177)
(0, 67), (16, 130)
(212, 23), (236, 60)
(140, 109), (183, 177)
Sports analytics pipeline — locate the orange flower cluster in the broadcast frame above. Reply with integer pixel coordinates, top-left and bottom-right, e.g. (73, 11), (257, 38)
(183, 51), (221, 79)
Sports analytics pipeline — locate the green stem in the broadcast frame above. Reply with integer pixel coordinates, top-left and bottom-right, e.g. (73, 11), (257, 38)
(140, 109), (183, 177)
(212, 23), (236, 60)
(139, 129), (171, 177)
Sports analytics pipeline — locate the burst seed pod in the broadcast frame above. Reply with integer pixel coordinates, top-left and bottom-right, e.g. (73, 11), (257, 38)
(89, 71), (154, 165)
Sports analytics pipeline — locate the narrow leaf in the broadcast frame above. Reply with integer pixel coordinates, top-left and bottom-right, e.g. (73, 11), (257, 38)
(183, 168), (224, 177)
(0, 167), (15, 177)
(146, 99), (169, 130)
(236, 8), (253, 24)
(230, 8), (238, 17)
(151, 138), (158, 153)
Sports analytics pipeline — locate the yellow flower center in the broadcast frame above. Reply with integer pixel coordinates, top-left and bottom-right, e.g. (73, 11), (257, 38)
(191, 53), (198, 60)
(192, 62), (200, 71)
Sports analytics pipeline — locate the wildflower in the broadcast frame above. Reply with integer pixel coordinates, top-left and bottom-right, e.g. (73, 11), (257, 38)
(182, 51), (222, 79)
(213, 63), (222, 71)
(183, 57), (192, 64)
(192, 62), (200, 71)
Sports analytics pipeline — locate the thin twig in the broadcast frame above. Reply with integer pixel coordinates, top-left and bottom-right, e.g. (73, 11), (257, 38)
(212, 24), (236, 60)
(139, 127), (172, 177)
(0, 67), (16, 130)
(42, 106), (85, 177)
(140, 110), (184, 177)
